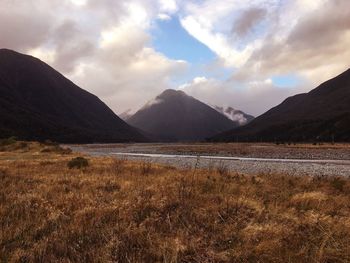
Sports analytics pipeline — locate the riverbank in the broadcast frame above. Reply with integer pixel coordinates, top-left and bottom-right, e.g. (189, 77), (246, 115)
(69, 142), (350, 160)
(69, 143), (350, 177)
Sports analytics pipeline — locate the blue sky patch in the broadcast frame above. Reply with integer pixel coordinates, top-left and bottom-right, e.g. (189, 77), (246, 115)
(151, 17), (215, 64)
(272, 74), (301, 88)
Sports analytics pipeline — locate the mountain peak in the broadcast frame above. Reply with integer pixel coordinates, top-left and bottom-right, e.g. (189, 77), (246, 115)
(0, 48), (18, 54)
(158, 89), (187, 99)
(127, 89), (238, 141)
(0, 48), (35, 59)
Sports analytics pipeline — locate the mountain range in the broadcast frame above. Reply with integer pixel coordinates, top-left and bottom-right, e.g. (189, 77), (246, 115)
(1, 49), (349, 143)
(211, 68), (350, 142)
(0, 49), (146, 143)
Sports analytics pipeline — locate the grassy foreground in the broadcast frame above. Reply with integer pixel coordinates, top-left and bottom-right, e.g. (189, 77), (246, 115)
(1, 142), (350, 262)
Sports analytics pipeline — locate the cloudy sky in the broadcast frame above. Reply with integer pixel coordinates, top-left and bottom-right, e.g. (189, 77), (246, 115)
(1, 0), (350, 116)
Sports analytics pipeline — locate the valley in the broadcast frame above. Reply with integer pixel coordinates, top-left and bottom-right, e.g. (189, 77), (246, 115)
(2, 1), (350, 262)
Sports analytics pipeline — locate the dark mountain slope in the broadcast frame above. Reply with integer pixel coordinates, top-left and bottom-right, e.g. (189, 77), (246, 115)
(0, 49), (146, 143)
(211, 68), (350, 142)
(127, 89), (238, 141)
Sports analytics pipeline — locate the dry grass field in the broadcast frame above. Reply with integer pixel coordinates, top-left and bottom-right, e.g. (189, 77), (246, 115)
(1, 141), (350, 262)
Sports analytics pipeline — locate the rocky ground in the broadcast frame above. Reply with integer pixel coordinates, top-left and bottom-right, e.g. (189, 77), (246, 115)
(69, 143), (350, 177)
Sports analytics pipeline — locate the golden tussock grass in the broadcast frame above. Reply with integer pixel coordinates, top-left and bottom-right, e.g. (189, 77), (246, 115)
(1, 143), (350, 262)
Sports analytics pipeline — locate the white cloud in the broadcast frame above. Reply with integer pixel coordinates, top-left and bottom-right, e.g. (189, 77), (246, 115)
(157, 13), (172, 21)
(70, 21), (188, 112)
(70, 0), (87, 7)
(28, 48), (56, 64)
(179, 76), (306, 116)
(159, 0), (178, 13)
(141, 98), (164, 110)
(179, 0), (350, 87)
(1, 0), (349, 117)
(179, 0), (279, 67)
(180, 15), (255, 67)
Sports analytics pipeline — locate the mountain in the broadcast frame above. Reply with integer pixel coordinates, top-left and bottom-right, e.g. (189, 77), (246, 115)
(212, 106), (254, 126)
(0, 49), (147, 143)
(211, 68), (350, 142)
(119, 109), (134, 121)
(127, 89), (238, 141)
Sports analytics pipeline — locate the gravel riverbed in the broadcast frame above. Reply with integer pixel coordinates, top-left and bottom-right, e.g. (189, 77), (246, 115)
(69, 144), (350, 177)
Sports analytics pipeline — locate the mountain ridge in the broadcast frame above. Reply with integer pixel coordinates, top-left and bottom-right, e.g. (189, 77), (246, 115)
(210, 68), (350, 142)
(0, 49), (147, 143)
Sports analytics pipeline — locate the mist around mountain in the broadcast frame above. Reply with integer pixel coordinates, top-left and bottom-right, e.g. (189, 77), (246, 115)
(212, 105), (254, 126)
(119, 109), (135, 121)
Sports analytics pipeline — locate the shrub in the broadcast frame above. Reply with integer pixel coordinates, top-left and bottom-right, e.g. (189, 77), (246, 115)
(99, 181), (121, 192)
(42, 140), (59, 146)
(41, 145), (72, 154)
(0, 136), (17, 146)
(140, 160), (152, 176)
(0, 169), (6, 180)
(331, 177), (346, 192)
(18, 142), (28, 149)
(111, 158), (126, 175)
(201, 178), (216, 193)
(67, 157), (89, 169)
(216, 161), (229, 178)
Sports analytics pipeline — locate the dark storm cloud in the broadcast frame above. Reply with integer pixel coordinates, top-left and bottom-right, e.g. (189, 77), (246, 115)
(233, 7), (267, 36)
(234, 0), (350, 85)
(0, 4), (52, 50)
(51, 20), (96, 73)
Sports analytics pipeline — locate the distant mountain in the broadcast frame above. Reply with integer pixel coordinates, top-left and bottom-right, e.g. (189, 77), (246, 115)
(211, 68), (350, 142)
(127, 89), (238, 141)
(0, 49), (147, 143)
(119, 109), (134, 121)
(212, 106), (254, 126)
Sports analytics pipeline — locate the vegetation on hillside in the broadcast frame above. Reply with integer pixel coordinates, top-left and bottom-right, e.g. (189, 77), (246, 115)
(1, 143), (350, 262)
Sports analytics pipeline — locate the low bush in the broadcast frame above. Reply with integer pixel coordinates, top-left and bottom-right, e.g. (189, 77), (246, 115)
(0, 138), (30, 152)
(99, 181), (121, 192)
(0, 169), (6, 180)
(0, 136), (17, 146)
(331, 177), (346, 192)
(41, 145), (72, 154)
(111, 158), (126, 175)
(42, 140), (59, 146)
(67, 157), (89, 169)
(140, 160), (152, 175)
(216, 161), (229, 178)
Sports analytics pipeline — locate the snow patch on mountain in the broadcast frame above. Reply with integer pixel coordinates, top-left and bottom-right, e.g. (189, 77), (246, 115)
(119, 109), (135, 121)
(212, 106), (254, 126)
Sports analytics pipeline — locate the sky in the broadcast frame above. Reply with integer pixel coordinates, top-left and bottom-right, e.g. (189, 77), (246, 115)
(1, 0), (350, 116)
